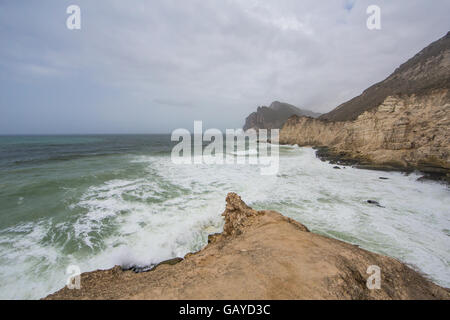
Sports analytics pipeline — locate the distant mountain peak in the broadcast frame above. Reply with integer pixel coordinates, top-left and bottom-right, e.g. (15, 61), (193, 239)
(243, 101), (321, 131)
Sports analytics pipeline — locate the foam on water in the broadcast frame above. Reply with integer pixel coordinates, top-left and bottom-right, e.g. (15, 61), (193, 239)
(0, 147), (448, 299)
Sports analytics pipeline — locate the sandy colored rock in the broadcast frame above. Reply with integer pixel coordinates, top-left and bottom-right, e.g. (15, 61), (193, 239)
(279, 32), (450, 179)
(280, 91), (450, 178)
(45, 193), (449, 300)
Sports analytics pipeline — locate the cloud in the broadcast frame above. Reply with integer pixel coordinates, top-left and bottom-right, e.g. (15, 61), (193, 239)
(0, 0), (449, 134)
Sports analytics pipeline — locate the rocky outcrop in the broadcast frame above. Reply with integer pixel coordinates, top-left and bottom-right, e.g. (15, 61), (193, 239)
(45, 193), (449, 300)
(243, 101), (320, 131)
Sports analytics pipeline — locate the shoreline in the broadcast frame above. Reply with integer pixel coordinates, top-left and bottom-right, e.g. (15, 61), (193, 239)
(278, 90), (450, 184)
(311, 145), (450, 183)
(275, 142), (449, 183)
(45, 193), (450, 300)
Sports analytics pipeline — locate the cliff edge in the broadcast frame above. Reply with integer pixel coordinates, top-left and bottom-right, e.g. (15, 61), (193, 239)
(280, 91), (450, 179)
(280, 32), (450, 180)
(45, 193), (449, 300)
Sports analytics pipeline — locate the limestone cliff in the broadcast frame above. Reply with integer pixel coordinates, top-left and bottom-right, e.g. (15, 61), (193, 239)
(280, 32), (450, 179)
(280, 91), (450, 177)
(45, 193), (449, 300)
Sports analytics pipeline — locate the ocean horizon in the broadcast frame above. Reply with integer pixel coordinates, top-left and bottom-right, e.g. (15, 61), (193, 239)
(0, 135), (448, 299)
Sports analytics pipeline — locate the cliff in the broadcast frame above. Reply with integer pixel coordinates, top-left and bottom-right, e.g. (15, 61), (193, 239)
(45, 193), (450, 300)
(280, 91), (450, 178)
(320, 32), (450, 122)
(280, 32), (450, 180)
(243, 101), (321, 131)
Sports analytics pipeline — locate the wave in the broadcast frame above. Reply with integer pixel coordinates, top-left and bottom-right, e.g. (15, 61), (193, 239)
(0, 147), (449, 299)
(228, 148), (259, 156)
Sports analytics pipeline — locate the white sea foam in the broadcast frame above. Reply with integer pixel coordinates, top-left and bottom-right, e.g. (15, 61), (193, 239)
(0, 147), (448, 299)
(229, 148), (259, 156)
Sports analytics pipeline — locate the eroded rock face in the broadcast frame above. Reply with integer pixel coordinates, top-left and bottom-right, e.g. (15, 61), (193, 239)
(221, 193), (260, 236)
(278, 33), (450, 179)
(45, 193), (449, 300)
(280, 90), (450, 178)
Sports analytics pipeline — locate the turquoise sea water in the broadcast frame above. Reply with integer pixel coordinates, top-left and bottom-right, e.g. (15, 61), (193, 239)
(0, 135), (449, 299)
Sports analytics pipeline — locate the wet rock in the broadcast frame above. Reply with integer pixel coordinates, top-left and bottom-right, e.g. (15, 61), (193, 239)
(126, 257), (184, 274)
(417, 172), (450, 183)
(367, 200), (385, 208)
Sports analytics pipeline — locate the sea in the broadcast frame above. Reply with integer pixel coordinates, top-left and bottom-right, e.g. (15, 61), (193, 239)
(0, 135), (448, 299)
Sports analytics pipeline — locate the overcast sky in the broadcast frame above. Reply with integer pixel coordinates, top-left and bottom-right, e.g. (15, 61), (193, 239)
(0, 0), (449, 134)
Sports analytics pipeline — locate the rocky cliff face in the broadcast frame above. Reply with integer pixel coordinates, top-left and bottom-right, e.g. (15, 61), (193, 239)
(280, 90), (450, 177)
(280, 32), (450, 180)
(320, 32), (450, 122)
(243, 101), (320, 131)
(45, 193), (450, 300)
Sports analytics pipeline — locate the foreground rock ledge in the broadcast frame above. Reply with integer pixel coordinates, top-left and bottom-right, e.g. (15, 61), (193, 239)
(45, 193), (450, 300)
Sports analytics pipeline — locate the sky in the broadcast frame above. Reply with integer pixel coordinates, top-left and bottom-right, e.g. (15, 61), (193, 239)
(0, 0), (449, 134)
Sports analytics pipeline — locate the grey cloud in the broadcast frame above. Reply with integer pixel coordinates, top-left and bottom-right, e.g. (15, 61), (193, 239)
(0, 0), (449, 134)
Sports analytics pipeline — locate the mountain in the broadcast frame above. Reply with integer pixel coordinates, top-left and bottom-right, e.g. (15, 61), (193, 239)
(320, 31), (450, 121)
(280, 32), (450, 181)
(243, 101), (321, 131)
